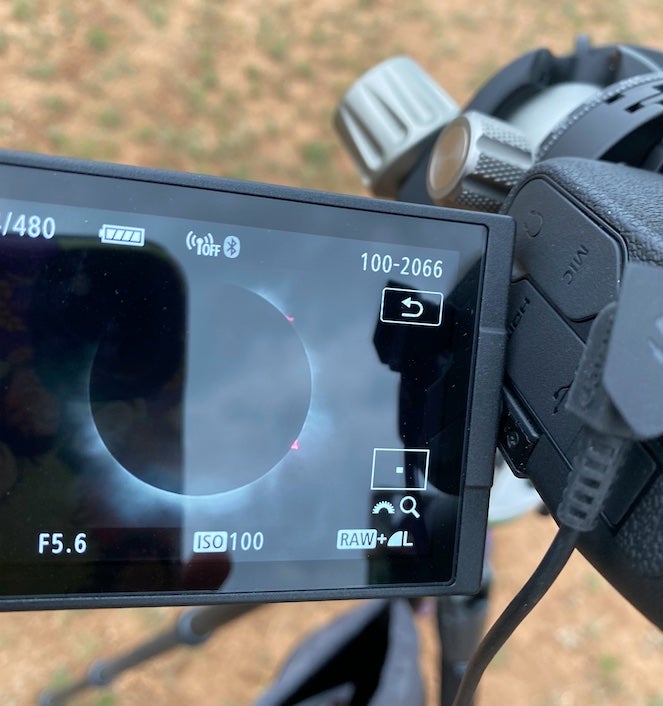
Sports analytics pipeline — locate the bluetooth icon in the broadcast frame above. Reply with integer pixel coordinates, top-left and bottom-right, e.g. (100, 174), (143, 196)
(223, 235), (241, 259)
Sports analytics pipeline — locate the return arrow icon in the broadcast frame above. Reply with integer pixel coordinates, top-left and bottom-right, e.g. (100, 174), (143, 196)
(401, 296), (424, 318)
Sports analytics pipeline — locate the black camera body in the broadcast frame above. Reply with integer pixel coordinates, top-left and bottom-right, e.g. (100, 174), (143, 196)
(501, 157), (663, 628)
(342, 41), (663, 627)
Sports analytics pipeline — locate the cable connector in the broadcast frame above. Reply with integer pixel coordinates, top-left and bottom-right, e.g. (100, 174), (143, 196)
(561, 262), (663, 532)
(566, 262), (663, 441)
(558, 427), (628, 532)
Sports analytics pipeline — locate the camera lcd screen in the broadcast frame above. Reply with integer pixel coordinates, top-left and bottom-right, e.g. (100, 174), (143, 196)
(0, 154), (512, 608)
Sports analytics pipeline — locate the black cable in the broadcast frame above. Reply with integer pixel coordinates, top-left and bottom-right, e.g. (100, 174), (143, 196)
(451, 422), (626, 706)
(450, 267), (663, 705)
(451, 525), (580, 706)
(450, 424), (627, 705)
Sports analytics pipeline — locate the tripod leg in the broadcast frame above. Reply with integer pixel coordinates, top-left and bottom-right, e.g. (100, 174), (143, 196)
(437, 574), (491, 706)
(38, 604), (256, 706)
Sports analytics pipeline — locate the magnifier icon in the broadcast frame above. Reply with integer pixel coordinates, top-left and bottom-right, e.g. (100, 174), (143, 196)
(400, 495), (420, 519)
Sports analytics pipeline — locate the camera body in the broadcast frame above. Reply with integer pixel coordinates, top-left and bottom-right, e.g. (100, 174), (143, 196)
(0, 151), (512, 609)
(335, 40), (663, 626)
(502, 157), (663, 628)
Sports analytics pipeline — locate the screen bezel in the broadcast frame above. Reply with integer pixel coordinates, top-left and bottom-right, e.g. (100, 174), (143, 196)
(0, 150), (513, 610)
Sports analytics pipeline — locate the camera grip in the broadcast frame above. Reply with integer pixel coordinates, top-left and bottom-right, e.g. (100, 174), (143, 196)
(501, 156), (663, 627)
(527, 157), (663, 266)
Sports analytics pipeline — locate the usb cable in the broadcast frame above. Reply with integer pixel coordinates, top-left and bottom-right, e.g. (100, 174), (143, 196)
(452, 262), (663, 706)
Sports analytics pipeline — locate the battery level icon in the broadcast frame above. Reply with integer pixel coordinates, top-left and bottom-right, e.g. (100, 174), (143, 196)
(98, 223), (145, 247)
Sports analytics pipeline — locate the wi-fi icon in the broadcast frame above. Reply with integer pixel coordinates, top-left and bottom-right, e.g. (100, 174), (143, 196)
(186, 231), (214, 254)
(186, 230), (198, 250)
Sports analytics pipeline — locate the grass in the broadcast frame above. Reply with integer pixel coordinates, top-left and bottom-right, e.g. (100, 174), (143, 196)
(301, 140), (333, 167)
(294, 61), (314, 80)
(58, 4), (78, 30)
(258, 15), (290, 61)
(98, 106), (123, 130)
(139, 0), (171, 28)
(299, 140), (338, 189)
(47, 126), (69, 151)
(596, 653), (623, 695)
(265, 117), (280, 138)
(228, 163), (252, 180)
(135, 124), (157, 144)
(48, 667), (72, 690)
(12, 0), (38, 22)
(41, 95), (69, 114)
(86, 26), (110, 52)
(48, 129), (119, 162)
(25, 62), (58, 81)
(584, 571), (606, 593)
(215, 127), (258, 164)
(92, 694), (117, 706)
(598, 653), (621, 675)
(99, 55), (135, 81)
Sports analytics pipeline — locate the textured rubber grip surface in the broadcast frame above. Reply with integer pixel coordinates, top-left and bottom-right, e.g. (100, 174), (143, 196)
(501, 157), (663, 627)
(504, 157), (663, 266)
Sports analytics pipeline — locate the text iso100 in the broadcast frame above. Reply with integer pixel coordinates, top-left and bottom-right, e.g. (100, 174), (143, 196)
(361, 252), (443, 278)
(193, 531), (265, 554)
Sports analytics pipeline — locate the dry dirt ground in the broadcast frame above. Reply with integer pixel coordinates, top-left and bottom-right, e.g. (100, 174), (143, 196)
(0, 2), (662, 705)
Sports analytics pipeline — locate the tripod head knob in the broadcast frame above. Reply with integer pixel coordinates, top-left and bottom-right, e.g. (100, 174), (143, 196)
(334, 56), (459, 198)
(427, 110), (533, 212)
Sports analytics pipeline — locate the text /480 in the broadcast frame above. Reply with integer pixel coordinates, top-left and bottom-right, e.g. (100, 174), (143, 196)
(1, 211), (56, 239)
